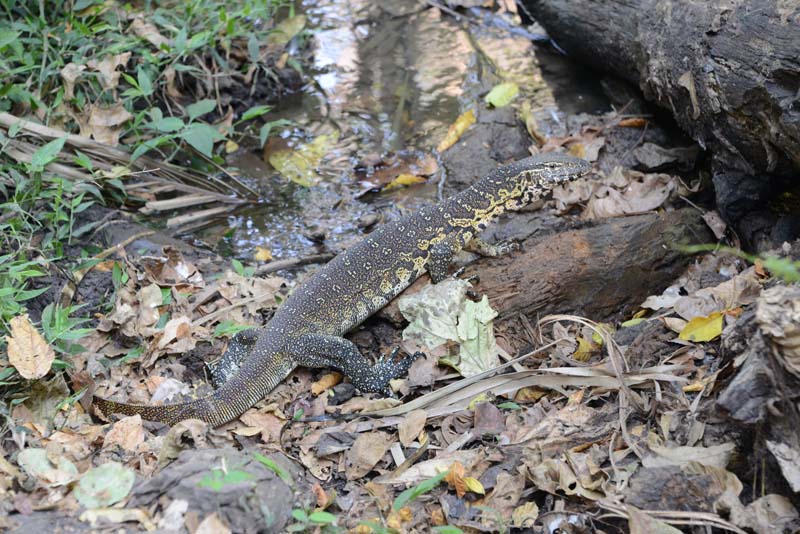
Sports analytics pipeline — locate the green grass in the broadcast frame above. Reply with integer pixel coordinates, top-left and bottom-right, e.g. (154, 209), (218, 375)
(0, 0), (304, 404)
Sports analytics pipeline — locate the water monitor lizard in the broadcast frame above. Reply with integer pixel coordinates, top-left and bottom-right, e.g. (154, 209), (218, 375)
(94, 154), (591, 426)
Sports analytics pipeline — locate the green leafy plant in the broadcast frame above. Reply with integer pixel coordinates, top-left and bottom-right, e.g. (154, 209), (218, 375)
(198, 467), (255, 491)
(231, 258), (255, 277)
(393, 470), (449, 511)
(288, 508), (342, 533)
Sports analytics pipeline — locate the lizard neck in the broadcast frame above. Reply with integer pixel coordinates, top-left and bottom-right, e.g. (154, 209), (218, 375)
(442, 169), (529, 232)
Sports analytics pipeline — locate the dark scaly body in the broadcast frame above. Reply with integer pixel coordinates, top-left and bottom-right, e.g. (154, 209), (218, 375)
(93, 154), (591, 426)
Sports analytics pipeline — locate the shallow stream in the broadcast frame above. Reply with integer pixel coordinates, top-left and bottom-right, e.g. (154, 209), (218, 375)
(199, 0), (610, 260)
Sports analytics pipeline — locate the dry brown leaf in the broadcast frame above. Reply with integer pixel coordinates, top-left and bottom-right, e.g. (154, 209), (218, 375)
(482, 472), (525, 527)
(6, 314), (55, 379)
(163, 67), (182, 99)
(673, 267), (761, 321)
(60, 63), (86, 100)
(129, 16), (170, 48)
(553, 167), (677, 219)
(103, 415), (145, 452)
(158, 316), (194, 352)
(398, 409), (427, 447)
(380, 450), (481, 485)
(644, 436), (735, 469)
(87, 103), (133, 145)
(87, 53), (131, 90)
(627, 506), (683, 534)
(239, 410), (285, 444)
(617, 117), (648, 128)
(757, 285), (800, 378)
(79, 508), (156, 530)
(444, 460), (467, 497)
(344, 431), (393, 480)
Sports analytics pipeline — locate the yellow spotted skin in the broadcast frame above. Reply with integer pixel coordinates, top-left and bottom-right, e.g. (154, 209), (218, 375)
(93, 154), (591, 426)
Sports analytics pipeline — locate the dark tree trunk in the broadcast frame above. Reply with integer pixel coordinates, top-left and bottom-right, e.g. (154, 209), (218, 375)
(524, 0), (800, 243)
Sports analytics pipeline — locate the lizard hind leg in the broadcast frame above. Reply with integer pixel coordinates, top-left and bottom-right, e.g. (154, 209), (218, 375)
(289, 333), (421, 395)
(207, 327), (262, 388)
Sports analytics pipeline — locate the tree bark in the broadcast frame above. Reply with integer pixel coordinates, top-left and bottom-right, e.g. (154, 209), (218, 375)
(524, 0), (800, 231)
(466, 209), (711, 321)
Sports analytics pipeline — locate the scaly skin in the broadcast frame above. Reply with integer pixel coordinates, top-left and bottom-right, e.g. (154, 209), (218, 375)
(93, 154), (591, 426)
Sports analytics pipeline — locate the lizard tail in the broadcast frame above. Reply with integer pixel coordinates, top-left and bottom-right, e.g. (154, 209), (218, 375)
(93, 358), (294, 426)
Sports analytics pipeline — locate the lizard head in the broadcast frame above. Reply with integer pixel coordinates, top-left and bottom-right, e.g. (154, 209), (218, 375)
(494, 153), (592, 210)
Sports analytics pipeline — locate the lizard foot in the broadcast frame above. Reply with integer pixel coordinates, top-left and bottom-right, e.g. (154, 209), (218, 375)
(376, 347), (424, 396)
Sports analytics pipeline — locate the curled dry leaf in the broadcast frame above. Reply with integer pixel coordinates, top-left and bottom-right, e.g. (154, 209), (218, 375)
(444, 460), (467, 497)
(80, 508), (156, 531)
(643, 437), (735, 469)
(6, 314), (55, 379)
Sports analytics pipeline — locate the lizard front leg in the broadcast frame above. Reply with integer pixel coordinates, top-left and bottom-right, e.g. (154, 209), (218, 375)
(463, 237), (519, 257)
(288, 333), (421, 394)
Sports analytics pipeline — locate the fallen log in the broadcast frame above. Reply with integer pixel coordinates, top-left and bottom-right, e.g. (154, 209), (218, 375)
(523, 0), (800, 241)
(382, 208), (712, 324)
(467, 209), (712, 321)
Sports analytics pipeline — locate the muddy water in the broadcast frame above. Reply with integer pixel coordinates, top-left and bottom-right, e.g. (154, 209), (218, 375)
(201, 1), (609, 260)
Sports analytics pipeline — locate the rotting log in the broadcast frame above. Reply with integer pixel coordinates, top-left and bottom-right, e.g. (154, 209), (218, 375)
(466, 209), (712, 321)
(523, 0), (800, 239)
(381, 208), (712, 324)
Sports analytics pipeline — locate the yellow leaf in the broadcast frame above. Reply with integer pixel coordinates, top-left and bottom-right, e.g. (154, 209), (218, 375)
(225, 140), (239, 153)
(6, 314), (55, 379)
(464, 476), (485, 495)
(621, 318), (646, 328)
(568, 143), (586, 159)
(682, 381), (705, 393)
(573, 336), (595, 362)
(254, 246), (272, 262)
(268, 132), (338, 187)
(512, 501), (540, 528)
(437, 109), (476, 152)
(266, 15), (307, 47)
(484, 82), (519, 108)
(679, 312), (724, 342)
(383, 173), (426, 191)
(591, 323), (614, 345)
(467, 393), (489, 410)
